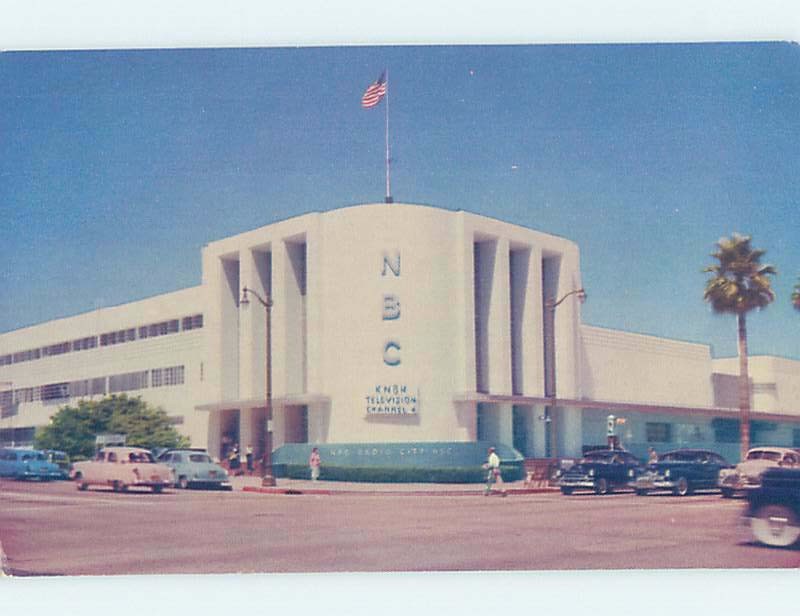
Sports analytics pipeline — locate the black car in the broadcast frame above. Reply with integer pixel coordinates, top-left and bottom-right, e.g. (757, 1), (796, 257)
(744, 467), (800, 547)
(558, 449), (642, 495)
(633, 448), (730, 496)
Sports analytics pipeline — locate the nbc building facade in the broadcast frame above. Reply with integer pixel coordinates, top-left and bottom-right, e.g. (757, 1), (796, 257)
(2, 203), (800, 470)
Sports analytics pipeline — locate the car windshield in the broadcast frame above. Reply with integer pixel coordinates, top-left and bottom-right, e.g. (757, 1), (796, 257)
(580, 452), (616, 464)
(189, 454), (212, 463)
(129, 452), (155, 463)
(660, 452), (696, 462)
(746, 450), (781, 461)
(22, 453), (46, 461)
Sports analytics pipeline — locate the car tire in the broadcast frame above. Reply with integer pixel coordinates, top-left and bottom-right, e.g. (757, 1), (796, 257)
(673, 476), (691, 497)
(560, 487), (573, 495)
(178, 476), (189, 490)
(720, 488), (734, 499)
(594, 478), (609, 495)
(635, 489), (648, 496)
(75, 472), (88, 491)
(751, 504), (800, 548)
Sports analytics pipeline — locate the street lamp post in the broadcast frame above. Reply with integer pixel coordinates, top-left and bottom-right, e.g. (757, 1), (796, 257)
(240, 286), (277, 487)
(543, 288), (586, 458)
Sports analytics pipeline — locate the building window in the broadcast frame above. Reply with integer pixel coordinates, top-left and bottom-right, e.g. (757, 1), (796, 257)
(108, 371), (149, 393)
(182, 314), (203, 331)
(712, 418), (740, 443)
(646, 422), (672, 443)
(90, 377), (106, 395)
(41, 382), (70, 401)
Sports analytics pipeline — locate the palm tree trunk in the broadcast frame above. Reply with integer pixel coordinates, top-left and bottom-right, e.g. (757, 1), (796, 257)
(737, 312), (750, 461)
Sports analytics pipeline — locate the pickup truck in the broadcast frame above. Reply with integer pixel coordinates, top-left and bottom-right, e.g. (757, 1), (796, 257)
(72, 446), (173, 493)
(744, 467), (800, 547)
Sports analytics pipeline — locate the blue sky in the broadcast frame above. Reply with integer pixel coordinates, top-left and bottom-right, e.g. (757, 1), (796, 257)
(1, 43), (798, 359)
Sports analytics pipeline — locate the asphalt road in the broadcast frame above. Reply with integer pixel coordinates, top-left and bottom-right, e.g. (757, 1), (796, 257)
(1, 478), (799, 575)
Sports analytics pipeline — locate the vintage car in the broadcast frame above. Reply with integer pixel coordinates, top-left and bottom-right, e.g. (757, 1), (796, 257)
(719, 447), (800, 498)
(157, 448), (232, 490)
(0, 447), (63, 481)
(72, 446), (172, 493)
(743, 467), (800, 547)
(633, 448), (731, 496)
(558, 449), (642, 495)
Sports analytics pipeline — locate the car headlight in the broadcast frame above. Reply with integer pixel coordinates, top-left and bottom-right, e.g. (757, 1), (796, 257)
(664, 469), (671, 478)
(588, 468), (595, 477)
(628, 469), (635, 477)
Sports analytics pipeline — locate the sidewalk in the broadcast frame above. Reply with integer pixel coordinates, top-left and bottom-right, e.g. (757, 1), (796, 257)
(230, 474), (558, 496)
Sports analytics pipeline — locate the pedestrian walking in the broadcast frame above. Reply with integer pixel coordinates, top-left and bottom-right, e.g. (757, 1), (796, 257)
(648, 447), (658, 464)
(246, 444), (254, 474)
(309, 447), (321, 481)
(483, 446), (506, 496)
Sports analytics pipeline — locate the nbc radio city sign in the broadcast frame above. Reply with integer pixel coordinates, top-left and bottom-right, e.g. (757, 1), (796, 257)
(364, 250), (418, 416)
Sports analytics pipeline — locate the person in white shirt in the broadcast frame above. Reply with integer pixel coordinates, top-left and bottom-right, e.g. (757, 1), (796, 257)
(483, 446), (507, 496)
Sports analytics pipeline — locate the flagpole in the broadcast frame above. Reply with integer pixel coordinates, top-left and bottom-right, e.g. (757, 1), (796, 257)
(385, 69), (392, 204)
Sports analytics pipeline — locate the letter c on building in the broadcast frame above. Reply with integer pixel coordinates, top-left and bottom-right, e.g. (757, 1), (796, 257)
(383, 341), (401, 366)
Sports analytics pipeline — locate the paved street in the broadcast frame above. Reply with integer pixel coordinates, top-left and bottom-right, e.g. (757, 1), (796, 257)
(1, 478), (799, 575)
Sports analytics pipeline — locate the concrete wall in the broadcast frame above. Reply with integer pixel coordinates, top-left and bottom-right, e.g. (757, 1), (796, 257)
(580, 325), (713, 408)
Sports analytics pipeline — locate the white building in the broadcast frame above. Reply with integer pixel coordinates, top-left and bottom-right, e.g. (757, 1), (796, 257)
(2, 203), (799, 465)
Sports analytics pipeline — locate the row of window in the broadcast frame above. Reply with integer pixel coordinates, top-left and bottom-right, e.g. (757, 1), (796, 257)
(645, 419), (780, 444)
(0, 314), (202, 367)
(0, 365), (186, 405)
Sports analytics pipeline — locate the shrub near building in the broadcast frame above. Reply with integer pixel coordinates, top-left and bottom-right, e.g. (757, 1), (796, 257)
(35, 395), (189, 461)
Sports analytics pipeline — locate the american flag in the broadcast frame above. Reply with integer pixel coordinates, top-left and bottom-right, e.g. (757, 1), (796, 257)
(361, 72), (387, 108)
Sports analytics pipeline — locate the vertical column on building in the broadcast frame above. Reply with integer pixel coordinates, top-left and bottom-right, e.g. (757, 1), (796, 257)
(219, 255), (241, 402)
(554, 249), (583, 458)
(283, 238), (307, 396)
(488, 237), (512, 395)
(271, 241), (288, 401)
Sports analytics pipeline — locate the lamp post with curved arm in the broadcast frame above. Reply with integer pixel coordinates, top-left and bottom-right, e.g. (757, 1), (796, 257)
(239, 286), (277, 487)
(542, 288), (586, 458)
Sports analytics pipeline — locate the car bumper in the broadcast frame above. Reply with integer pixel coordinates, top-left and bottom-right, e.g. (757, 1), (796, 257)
(19, 471), (63, 480)
(633, 477), (675, 490)
(559, 478), (596, 489)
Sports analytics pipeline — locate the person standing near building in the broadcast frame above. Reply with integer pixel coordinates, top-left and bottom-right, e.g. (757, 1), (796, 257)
(246, 444), (254, 475)
(483, 446), (506, 496)
(648, 447), (658, 464)
(309, 447), (321, 481)
(229, 443), (241, 474)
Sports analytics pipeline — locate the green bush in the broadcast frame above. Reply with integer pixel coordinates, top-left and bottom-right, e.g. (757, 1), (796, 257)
(274, 463), (524, 483)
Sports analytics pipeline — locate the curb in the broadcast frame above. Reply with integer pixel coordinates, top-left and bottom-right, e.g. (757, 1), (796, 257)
(242, 486), (559, 497)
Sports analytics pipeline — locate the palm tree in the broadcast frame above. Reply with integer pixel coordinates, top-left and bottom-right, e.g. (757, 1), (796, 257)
(793, 276), (800, 311)
(704, 233), (776, 460)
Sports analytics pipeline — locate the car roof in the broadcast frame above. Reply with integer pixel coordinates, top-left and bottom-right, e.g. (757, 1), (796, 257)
(162, 448), (209, 454)
(100, 446), (152, 454)
(747, 447), (797, 454)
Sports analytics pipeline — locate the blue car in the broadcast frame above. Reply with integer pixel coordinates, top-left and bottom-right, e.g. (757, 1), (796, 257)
(0, 447), (63, 481)
(633, 448), (731, 496)
(157, 449), (232, 490)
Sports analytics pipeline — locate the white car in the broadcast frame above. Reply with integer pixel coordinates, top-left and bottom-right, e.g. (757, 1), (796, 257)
(72, 446), (173, 493)
(718, 447), (800, 498)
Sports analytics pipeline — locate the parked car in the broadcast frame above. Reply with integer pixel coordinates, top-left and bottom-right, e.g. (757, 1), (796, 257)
(157, 448), (232, 490)
(633, 448), (731, 496)
(0, 447), (63, 481)
(719, 447), (800, 498)
(43, 449), (71, 479)
(72, 446), (172, 493)
(558, 449), (642, 495)
(743, 467), (800, 547)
